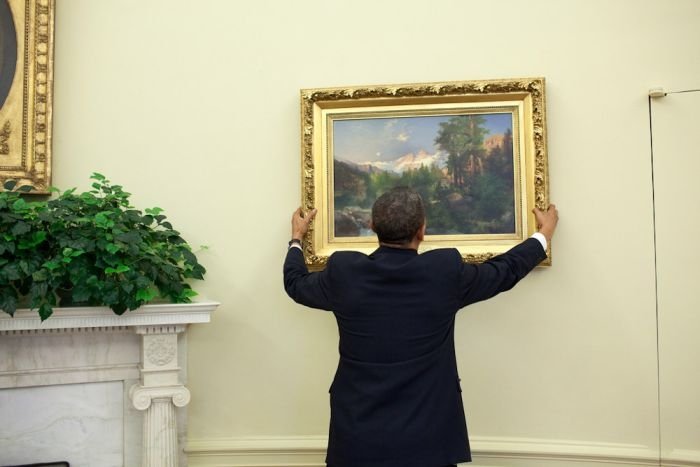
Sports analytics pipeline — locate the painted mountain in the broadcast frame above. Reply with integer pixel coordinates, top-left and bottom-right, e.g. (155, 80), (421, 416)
(347, 150), (448, 174)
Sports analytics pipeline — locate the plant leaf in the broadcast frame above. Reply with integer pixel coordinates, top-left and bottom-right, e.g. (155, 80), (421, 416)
(145, 207), (163, 216)
(105, 243), (120, 254)
(105, 264), (130, 274)
(12, 198), (27, 210)
(38, 302), (53, 321)
(135, 287), (157, 302)
(0, 291), (17, 316)
(72, 286), (92, 303)
(11, 222), (30, 236)
(32, 269), (48, 280)
(95, 212), (115, 229)
(43, 260), (60, 271)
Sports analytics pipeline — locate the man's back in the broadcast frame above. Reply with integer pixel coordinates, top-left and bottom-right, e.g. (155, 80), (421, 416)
(327, 247), (462, 364)
(284, 239), (547, 467)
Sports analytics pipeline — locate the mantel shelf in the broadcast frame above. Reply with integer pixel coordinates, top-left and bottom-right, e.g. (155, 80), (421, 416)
(0, 300), (219, 332)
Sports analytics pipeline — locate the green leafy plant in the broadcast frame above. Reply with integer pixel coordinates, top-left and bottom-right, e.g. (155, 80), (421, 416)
(0, 173), (206, 320)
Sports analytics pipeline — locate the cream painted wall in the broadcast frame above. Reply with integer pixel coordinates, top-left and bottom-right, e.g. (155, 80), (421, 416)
(49, 0), (700, 465)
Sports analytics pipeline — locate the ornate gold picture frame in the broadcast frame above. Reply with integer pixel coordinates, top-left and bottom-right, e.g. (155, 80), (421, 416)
(301, 77), (549, 270)
(0, 0), (54, 193)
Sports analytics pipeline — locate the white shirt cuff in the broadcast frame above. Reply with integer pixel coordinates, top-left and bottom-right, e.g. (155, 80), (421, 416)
(289, 243), (303, 251)
(530, 232), (547, 251)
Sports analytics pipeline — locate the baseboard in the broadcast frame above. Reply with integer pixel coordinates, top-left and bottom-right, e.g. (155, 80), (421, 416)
(472, 436), (657, 465)
(186, 435), (700, 467)
(664, 449), (700, 467)
(186, 436), (327, 467)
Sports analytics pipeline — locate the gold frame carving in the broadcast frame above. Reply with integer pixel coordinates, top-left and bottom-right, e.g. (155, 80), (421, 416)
(0, 0), (54, 193)
(301, 77), (549, 269)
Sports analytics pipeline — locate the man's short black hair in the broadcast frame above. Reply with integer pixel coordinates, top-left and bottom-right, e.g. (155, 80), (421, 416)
(371, 186), (425, 245)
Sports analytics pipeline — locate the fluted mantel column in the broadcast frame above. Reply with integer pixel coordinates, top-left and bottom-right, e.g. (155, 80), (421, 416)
(130, 324), (190, 467)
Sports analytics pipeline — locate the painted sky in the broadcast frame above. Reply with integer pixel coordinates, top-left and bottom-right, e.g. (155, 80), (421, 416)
(333, 113), (512, 163)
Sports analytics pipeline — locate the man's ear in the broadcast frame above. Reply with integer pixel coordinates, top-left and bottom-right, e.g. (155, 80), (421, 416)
(369, 220), (375, 232)
(416, 222), (426, 241)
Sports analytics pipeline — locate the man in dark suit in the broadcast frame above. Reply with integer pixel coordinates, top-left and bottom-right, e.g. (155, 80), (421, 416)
(284, 187), (558, 467)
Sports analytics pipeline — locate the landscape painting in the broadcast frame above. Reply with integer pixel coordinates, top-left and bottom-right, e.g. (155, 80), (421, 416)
(301, 78), (549, 269)
(332, 113), (517, 238)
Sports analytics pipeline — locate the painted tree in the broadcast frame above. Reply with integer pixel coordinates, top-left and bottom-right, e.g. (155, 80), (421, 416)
(434, 115), (489, 188)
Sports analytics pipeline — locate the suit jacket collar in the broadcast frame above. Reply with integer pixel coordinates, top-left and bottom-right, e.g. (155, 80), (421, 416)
(371, 245), (419, 257)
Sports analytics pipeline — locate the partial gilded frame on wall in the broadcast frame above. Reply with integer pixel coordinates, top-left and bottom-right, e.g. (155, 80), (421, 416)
(301, 77), (549, 270)
(0, 0), (54, 193)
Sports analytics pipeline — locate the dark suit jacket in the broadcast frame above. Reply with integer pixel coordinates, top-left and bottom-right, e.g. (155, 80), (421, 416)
(283, 239), (547, 467)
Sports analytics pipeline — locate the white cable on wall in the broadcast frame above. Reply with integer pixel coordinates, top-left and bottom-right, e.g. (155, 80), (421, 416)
(648, 87), (700, 98)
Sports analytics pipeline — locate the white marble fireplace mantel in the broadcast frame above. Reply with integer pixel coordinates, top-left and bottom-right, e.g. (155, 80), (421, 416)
(0, 300), (219, 467)
(0, 301), (217, 332)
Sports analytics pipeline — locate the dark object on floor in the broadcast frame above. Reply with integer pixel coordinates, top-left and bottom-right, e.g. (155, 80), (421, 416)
(2, 463), (69, 467)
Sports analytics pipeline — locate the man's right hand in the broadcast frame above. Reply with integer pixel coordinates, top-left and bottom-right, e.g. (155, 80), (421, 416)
(533, 204), (558, 243)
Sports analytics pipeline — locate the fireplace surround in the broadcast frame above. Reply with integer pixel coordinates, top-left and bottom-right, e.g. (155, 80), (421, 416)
(0, 301), (218, 467)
